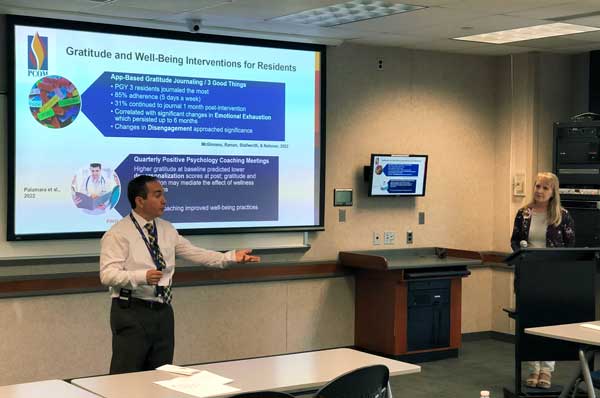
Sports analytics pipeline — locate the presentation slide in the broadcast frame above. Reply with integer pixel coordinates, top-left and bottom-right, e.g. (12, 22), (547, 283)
(370, 155), (427, 196)
(10, 18), (324, 239)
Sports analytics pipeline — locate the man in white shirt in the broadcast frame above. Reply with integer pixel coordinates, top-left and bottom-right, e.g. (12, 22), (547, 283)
(100, 175), (260, 374)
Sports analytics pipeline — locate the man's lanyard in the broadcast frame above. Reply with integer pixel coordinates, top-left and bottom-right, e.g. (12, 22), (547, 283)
(129, 213), (164, 270)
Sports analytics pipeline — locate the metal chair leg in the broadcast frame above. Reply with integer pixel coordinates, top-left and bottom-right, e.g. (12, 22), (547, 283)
(562, 371), (582, 398)
(560, 349), (597, 398)
(579, 349), (596, 398)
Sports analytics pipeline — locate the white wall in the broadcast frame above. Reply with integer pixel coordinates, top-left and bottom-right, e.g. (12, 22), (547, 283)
(307, 44), (498, 259)
(0, 277), (354, 385)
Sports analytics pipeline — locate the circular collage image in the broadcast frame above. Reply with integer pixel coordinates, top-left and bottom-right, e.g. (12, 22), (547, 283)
(29, 75), (81, 128)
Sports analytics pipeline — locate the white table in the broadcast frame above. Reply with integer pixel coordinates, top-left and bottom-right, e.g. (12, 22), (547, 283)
(526, 321), (600, 398)
(0, 379), (100, 398)
(72, 348), (421, 398)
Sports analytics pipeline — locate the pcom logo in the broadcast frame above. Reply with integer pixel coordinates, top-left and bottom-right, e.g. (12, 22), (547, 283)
(27, 32), (48, 78)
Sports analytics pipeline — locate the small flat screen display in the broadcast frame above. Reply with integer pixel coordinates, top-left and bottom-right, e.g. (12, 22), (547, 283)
(369, 154), (428, 197)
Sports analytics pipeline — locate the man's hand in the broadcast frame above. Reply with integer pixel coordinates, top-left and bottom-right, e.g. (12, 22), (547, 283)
(146, 269), (163, 285)
(235, 249), (260, 263)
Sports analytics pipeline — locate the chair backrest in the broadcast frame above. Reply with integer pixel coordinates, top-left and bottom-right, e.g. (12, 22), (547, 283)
(590, 370), (600, 387)
(315, 365), (390, 398)
(229, 391), (296, 398)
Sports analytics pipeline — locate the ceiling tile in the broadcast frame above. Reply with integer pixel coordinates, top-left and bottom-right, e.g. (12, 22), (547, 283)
(84, 3), (179, 20)
(508, 35), (597, 49)
(551, 43), (600, 53)
(0, 0), (102, 13)
(333, 6), (492, 34)
(401, 37), (534, 55)
(450, 44), (536, 55)
(170, 0), (345, 21)
(172, 15), (362, 39)
(114, 0), (229, 13)
(238, 21), (361, 39)
(404, 37), (490, 52)
(407, 14), (550, 41)
(505, 0), (600, 19)
(346, 32), (429, 47)
(564, 30), (600, 41)
(440, 0), (575, 15)
(397, 0), (462, 5)
(562, 15), (600, 28)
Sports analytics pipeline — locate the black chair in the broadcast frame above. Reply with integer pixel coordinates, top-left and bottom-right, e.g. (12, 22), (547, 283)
(570, 368), (600, 397)
(315, 365), (390, 398)
(229, 391), (296, 398)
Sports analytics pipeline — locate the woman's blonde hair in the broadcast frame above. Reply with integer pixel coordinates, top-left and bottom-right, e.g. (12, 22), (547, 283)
(522, 172), (562, 226)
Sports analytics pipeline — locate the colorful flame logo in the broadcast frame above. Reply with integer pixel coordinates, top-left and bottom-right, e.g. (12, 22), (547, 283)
(28, 33), (47, 70)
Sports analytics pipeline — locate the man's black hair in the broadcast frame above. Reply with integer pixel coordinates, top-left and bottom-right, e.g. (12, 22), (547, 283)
(127, 175), (159, 209)
(90, 163), (102, 168)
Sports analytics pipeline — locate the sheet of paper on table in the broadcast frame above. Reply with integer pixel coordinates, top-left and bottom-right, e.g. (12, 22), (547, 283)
(156, 364), (200, 376)
(580, 323), (600, 331)
(154, 370), (240, 398)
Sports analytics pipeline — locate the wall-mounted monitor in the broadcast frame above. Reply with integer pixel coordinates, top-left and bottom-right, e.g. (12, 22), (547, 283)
(368, 154), (428, 197)
(7, 15), (326, 240)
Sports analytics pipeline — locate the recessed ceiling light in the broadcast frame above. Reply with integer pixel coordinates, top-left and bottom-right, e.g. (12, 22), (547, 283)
(453, 22), (600, 44)
(271, 0), (426, 27)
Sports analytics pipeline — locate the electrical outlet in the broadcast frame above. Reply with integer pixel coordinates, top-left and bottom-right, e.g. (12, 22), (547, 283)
(377, 58), (384, 70)
(384, 231), (396, 245)
(406, 230), (413, 244)
(373, 232), (382, 245)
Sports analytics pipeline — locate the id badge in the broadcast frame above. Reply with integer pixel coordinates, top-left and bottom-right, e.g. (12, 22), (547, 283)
(118, 288), (132, 308)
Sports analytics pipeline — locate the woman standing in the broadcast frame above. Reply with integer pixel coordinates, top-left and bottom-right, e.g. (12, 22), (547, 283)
(510, 172), (575, 389)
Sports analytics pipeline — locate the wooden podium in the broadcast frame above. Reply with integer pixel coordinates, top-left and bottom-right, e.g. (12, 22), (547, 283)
(339, 248), (477, 362)
(503, 248), (600, 398)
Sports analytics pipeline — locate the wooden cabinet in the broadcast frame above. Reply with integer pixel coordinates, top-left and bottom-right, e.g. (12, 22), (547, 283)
(339, 248), (477, 361)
